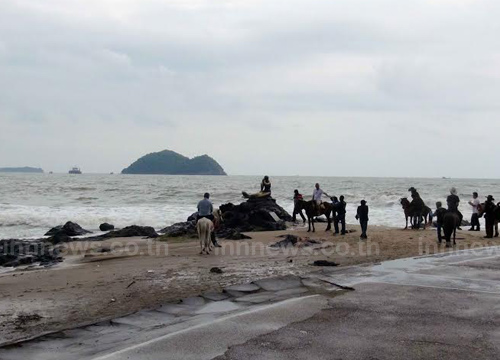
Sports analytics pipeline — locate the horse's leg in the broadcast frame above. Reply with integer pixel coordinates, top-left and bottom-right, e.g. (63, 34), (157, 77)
(325, 210), (331, 232)
(307, 215), (311, 232)
(405, 216), (408, 230)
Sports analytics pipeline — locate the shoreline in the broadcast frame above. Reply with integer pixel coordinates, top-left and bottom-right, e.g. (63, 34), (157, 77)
(2, 223), (500, 346)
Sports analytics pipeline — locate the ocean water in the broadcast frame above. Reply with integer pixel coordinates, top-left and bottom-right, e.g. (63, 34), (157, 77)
(0, 173), (498, 239)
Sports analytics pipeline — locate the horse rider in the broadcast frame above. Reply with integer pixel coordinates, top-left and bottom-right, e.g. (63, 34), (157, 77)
(331, 196), (340, 234)
(197, 193), (221, 247)
(447, 187), (463, 230)
(312, 183), (330, 214)
(408, 187), (425, 229)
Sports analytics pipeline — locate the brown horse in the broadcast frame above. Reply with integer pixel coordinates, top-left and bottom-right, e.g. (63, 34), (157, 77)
(400, 198), (432, 230)
(295, 200), (333, 232)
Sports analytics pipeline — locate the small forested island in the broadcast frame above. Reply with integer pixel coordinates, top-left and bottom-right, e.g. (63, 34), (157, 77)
(0, 167), (44, 173)
(122, 150), (227, 175)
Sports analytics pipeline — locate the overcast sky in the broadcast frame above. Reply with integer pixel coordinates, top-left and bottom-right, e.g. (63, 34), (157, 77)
(0, 0), (499, 177)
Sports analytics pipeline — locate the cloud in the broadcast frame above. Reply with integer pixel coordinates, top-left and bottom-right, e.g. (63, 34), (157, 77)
(0, 0), (499, 176)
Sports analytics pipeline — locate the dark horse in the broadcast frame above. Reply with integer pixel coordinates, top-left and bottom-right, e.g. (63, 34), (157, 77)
(295, 200), (333, 233)
(442, 211), (459, 247)
(400, 198), (432, 230)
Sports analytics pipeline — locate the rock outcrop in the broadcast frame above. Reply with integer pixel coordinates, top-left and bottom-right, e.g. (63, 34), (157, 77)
(160, 197), (291, 240)
(95, 225), (159, 239)
(99, 223), (115, 231)
(45, 222), (92, 237)
(0, 239), (62, 267)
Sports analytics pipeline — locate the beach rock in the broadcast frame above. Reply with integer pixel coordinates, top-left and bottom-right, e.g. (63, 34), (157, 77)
(0, 239), (62, 267)
(210, 267), (224, 274)
(187, 213), (198, 222)
(99, 223), (115, 231)
(218, 197), (291, 234)
(160, 221), (197, 238)
(46, 232), (72, 245)
(101, 226), (159, 239)
(45, 221), (92, 237)
(216, 229), (252, 240)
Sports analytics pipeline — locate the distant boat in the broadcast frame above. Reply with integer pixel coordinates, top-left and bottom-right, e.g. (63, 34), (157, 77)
(69, 167), (82, 174)
(49, 171), (53, 174)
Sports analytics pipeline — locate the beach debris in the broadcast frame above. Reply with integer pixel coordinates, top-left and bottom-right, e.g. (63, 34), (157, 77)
(313, 260), (339, 267)
(110, 298), (116, 303)
(99, 223), (115, 231)
(210, 267), (224, 274)
(271, 235), (323, 249)
(147, 270), (155, 274)
(317, 277), (355, 291)
(45, 221), (92, 237)
(216, 229), (252, 240)
(270, 235), (299, 248)
(13, 313), (43, 329)
(126, 281), (136, 289)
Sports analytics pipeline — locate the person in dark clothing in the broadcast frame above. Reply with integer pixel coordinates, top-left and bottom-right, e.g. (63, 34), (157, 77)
(261, 176), (271, 194)
(408, 187), (425, 229)
(331, 196), (340, 234)
(292, 189), (306, 224)
(484, 195), (496, 239)
(434, 202), (447, 243)
(356, 200), (369, 239)
(338, 196), (347, 235)
(447, 187), (463, 230)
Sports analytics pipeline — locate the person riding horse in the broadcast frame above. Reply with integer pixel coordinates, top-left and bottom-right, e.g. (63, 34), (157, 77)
(408, 187), (425, 229)
(312, 183), (330, 215)
(197, 193), (221, 248)
(447, 187), (463, 230)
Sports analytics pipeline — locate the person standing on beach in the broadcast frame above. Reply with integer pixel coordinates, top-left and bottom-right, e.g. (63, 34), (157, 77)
(483, 195), (496, 239)
(447, 187), (463, 230)
(331, 196), (340, 234)
(356, 200), (369, 239)
(408, 187), (425, 229)
(338, 195), (347, 235)
(292, 189), (306, 224)
(197, 193), (221, 248)
(468, 192), (481, 231)
(434, 202), (447, 243)
(312, 183), (330, 214)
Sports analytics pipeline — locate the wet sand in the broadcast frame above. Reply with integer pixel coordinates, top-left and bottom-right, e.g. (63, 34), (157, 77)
(1, 223), (498, 346)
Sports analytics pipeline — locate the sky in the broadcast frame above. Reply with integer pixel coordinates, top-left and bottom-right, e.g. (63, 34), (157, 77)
(0, 0), (499, 177)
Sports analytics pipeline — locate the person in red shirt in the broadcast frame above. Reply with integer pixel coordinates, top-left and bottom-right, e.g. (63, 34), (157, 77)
(292, 189), (306, 223)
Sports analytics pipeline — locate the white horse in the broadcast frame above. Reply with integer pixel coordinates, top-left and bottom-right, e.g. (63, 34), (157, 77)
(197, 217), (214, 255)
(197, 210), (223, 255)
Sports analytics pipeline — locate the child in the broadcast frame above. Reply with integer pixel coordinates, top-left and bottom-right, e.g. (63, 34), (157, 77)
(356, 200), (369, 239)
(434, 202), (447, 243)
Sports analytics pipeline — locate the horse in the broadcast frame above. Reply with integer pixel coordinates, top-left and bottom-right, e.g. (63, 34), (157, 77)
(400, 198), (432, 230)
(197, 209), (223, 255)
(295, 200), (333, 233)
(442, 211), (459, 247)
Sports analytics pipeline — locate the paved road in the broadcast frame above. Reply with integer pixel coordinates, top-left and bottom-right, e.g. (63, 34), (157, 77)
(2, 246), (500, 359)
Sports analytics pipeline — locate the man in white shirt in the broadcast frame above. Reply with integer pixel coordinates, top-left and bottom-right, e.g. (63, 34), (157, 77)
(468, 192), (481, 231)
(312, 183), (330, 213)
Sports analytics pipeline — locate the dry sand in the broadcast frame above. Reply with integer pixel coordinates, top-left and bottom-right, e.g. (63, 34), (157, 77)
(1, 223), (499, 346)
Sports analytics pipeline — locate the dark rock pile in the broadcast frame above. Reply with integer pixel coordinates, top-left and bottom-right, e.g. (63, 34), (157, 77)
(99, 223), (115, 231)
(45, 222), (92, 237)
(0, 239), (62, 268)
(160, 197), (292, 240)
(89, 225), (159, 240)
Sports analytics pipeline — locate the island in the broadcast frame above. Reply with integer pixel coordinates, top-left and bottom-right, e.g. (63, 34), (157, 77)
(121, 150), (227, 175)
(0, 167), (44, 173)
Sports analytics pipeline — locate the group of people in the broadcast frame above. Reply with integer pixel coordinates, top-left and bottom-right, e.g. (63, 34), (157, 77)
(426, 188), (499, 242)
(197, 176), (499, 245)
(292, 183), (369, 239)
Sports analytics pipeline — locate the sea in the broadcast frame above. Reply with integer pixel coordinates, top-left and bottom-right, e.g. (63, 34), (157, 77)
(0, 173), (498, 239)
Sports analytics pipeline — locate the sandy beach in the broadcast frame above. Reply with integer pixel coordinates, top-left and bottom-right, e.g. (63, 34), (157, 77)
(1, 223), (499, 346)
